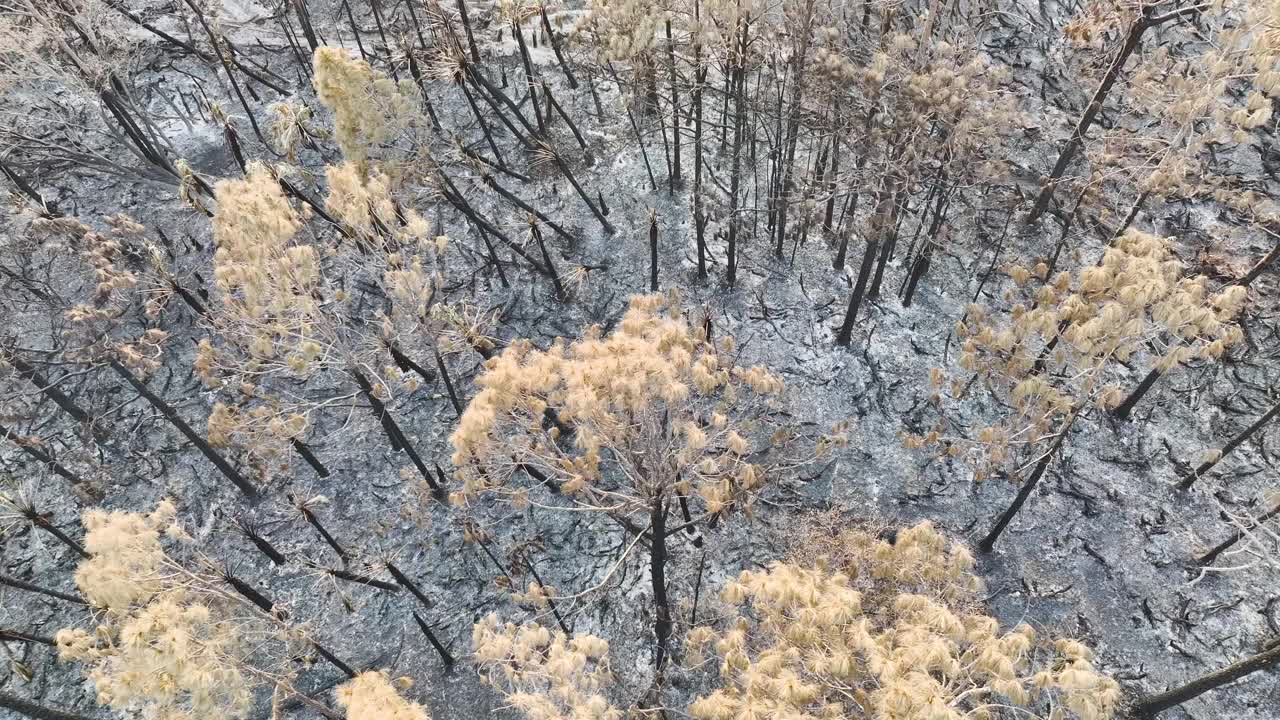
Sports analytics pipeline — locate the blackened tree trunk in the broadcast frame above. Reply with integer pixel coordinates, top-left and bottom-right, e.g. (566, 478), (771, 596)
(769, 0), (816, 258)
(901, 246), (932, 309)
(1111, 367), (1162, 421)
(0, 423), (87, 487)
(692, 4), (707, 279)
(540, 7), (577, 88)
(824, 127), (841, 233)
(0, 572), (86, 605)
(649, 211), (659, 291)
(412, 612), (457, 666)
(1238, 237), (1279, 287)
(835, 235), (879, 346)
(236, 518), (288, 565)
(349, 366), (439, 496)
(511, 20), (545, 135)
(298, 503), (349, 564)
(1133, 642), (1280, 716)
(530, 221), (567, 300)
(290, 438), (329, 477)
(456, 0), (482, 64)
(650, 496), (672, 670)
(25, 510), (89, 558)
(1182, 398), (1280, 488)
(665, 20), (681, 186)
(900, 176), (951, 307)
(481, 173), (574, 242)
(1027, 4), (1200, 222)
(543, 83), (593, 163)
(6, 354), (92, 428)
(433, 345), (463, 416)
(867, 180), (903, 299)
(109, 360), (257, 499)
(291, 0), (320, 51)
(0, 158), (56, 214)
(979, 407), (1080, 552)
(725, 14), (750, 287)
(0, 693), (100, 720)
(1195, 497), (1280, 566)
(0, 629), (55, 646)
(833, 214), (854, 269)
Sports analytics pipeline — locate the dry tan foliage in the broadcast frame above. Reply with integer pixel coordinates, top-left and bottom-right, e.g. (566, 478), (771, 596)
(72, 499), (181, 612)
(312, 46), (420, 165)
(449, 292), (807, 515)
(472, 615), (620, 720)
(688, 522), (1120, 720)
(46, 214), (177, 374)
(916, 229), (1245, 480)
(57, 502), (253, 720)
(198, 163), (328, 466)
(336, 671), (431, 720)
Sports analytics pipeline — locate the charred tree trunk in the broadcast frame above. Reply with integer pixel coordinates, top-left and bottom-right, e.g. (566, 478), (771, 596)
(649, 210), (660, 291)
(0, 572), (85, 605)
(665, 19), (681, 186)
(481, 173), (574, 242)
(290, 439), (330, 477)
(650, 495), (672, 671)
(0, 629), (55, 646)
(769, 6), (814, 259)
(0, 159), (55, 215)
(456, 0), (483, 65)
(530, 221), (567, 301)
(1238, 238), (1279, 287)
(1195, 497), (1280, 566)
(0, 424), (87, 487)
(0, 693), (100, 720)
(1133, 642), (1280, 717)
(298, 504), (349, 564)
(24, 510), (89, 558)
(413, 612), (457, 666)
(725, 15), (750, 287)
(109, 360), (256, 499)
(692, 6), (707, 280)
(1182, 398), (1280, 489)
(433, 345), (463, 417)
(979, 408), (1080, 552)
(540, 7), (577, 88)
(1027, 4), (1200, 222)
(543, 83), (593, 164)
(1111, 367), (1162, 421)
(867, 180), (903, 299)
(349, 367), (439, 495)
(835, 235), (879, 346)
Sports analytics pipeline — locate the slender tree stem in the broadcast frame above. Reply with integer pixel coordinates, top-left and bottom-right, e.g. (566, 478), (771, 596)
(1133, 641), (1280, 716)
(979, 408), (1081, 552)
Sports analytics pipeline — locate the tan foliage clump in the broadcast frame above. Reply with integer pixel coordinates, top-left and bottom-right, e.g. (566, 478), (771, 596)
(267, 98), (326, 162)
(449, 292), (797, 514)
(688, 522), (1120, 720)
(472, 614), (620, 720)
(312, 46), (419, 164)
(58, 502), (252, 720)
(324, 161), (439, 255)
(51, 214), (174, 374)
(916, 229), (1245, 480)
(211, 163), (318, 337)
(336, 671), (430, 720)
(57, 593), (251, 720)
(73, 499), (183, 612)
(789, 516), (984, 610)
(201, 163), (328, 465)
